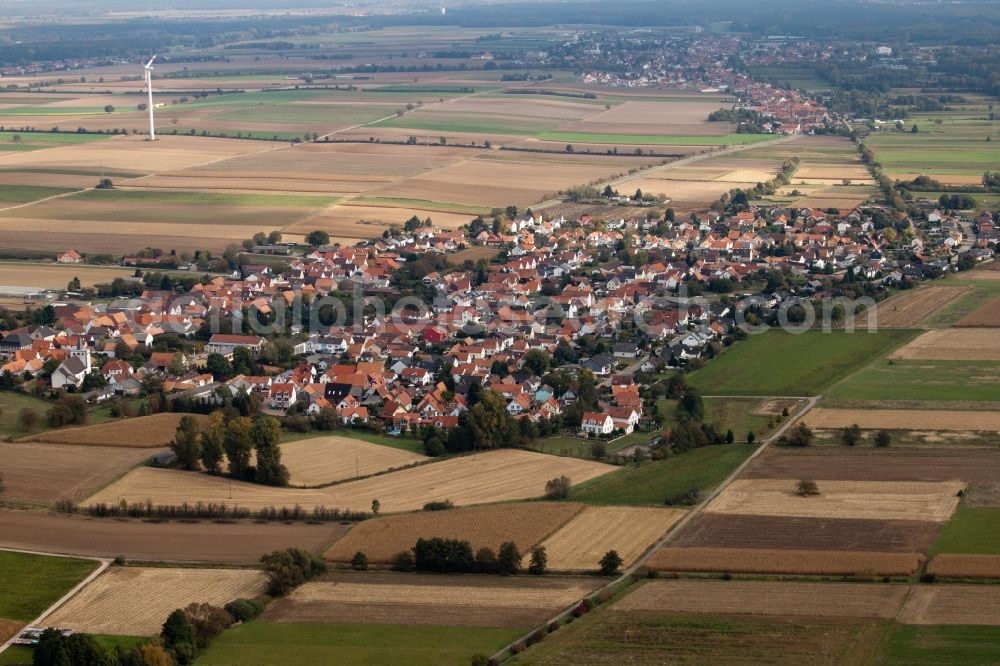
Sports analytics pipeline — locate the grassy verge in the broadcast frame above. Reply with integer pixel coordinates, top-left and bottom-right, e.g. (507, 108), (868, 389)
(196, 622), (524, 665)
(570, 444), (755, 506)
(0, 551), (98, 622)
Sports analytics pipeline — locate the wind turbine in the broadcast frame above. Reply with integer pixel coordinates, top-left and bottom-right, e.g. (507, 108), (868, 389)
(144, 55), (157, 141)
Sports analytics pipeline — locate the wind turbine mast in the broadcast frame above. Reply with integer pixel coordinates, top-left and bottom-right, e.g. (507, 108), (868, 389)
(144, 55), (157, 141)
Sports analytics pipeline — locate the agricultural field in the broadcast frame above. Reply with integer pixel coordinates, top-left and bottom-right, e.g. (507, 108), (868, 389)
(647, 547), (923, 576)
(43, 566), (267, 636)
(705, 479), (964, 522)
(264, 573), (594, 628)
(19, 412), (209, 447)
(0, 441), (155, 505)
(0, 262), (137, 290)
(86, 449), (614, 512)
(539, 507), (685, 571)
(956, 296), (1000, 327)
(570, 444), (754, 506)
(0, 508), (342, 564)
(0, 549), (98, 637)
(802, 407), (1000, 431)
(930, 506), (1000, 556)
(656, 396), (789, 442)
(198, 622), (524, 666)
(280, 435), (427, 487)
(325, 502), (582, 563)
(687, 329), (917, 396)
(825, 358), (1000, 403)
(856, 286), (968, 329)
(898, 585), (1000, 626)
(889, 328), (1000, 361)
(614, 580), (907, 619)
(877, 624), (1000, 665)
(927, 554), (1000, 579)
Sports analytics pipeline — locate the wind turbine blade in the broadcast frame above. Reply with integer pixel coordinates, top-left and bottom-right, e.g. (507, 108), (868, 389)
(145, 55), (157, 68)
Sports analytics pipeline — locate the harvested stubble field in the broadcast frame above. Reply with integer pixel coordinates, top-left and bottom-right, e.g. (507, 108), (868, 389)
(264, 573), (594, 628)
(0, 263), (135, 290)
(539, 506), (686, 571)
(19, 413), (208, 448)
(956, 297), (1000, 327)
(44, 566), (268, 636)
(889, 328), (1000, 361)
(614, 580), (908, 619)
(898, 585), (1000, 626)
(670, 513), (942, 553)
(803, 408), (1000, 432)
(281, 435), (427, 487)
(86, 449), (614, 512)
(857, 286), (968, 328)
(0, 618), (22, 644)
(0, 509), (342, 563)
(706, 479), (965, 522)
(927, 554), (1000, 579)
(647, 547), (923, 576)
(0, 442), (155, 505)
(957, 269), (1000, 281)
(325, 502), (582, 563)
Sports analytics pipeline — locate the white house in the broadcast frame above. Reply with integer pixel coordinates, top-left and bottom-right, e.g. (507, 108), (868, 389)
(581, 411), (614, 436)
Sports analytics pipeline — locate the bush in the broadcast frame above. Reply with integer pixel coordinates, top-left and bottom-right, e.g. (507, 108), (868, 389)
(874, 430), (892, 448)
(351, 551), (370, 571)
(183, 602), (234, 650)
(526, 628), (545, 646)
(225, 598), (267, 623)
(423, 500), (454, 511)
(261, 547), (327, 596)
(599, 550), (623, 576)
(544, 475), (571, 499)
(796, 480), (820, 496)
(471, 655), (490, 666)
(664, 486), (701, 506)
(390, 550), (415, 572)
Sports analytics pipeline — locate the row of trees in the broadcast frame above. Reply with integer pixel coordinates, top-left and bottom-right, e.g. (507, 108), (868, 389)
(171, 412), (289, 486)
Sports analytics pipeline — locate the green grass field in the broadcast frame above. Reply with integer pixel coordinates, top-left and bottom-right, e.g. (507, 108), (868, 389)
(656, 397), (775, 442)
(71, 189), (341, 208)
(925, 277), (1000, 327)
(538, 132), (777, 146)
(0, 551), (98, 622)
(825, 359), (1000, 403)
(196, 622), (523, 665)
(930, 506), (1000, 556)
(0, 132), (108, 145)
(213, 103), (396, 126)
(570, 444), (754, 506)
(333, 429), (427, 454)
(0, 392), (55, 437)
(877, 624), (1000, 665)
(375, 114), (558, 135)
(687, 329), (917, 396)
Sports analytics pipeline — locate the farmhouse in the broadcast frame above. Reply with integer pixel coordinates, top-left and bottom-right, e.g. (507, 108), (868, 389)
(57, 249), (82, 264)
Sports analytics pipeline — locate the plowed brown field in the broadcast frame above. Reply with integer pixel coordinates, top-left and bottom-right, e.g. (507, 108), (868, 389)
(614, 580), (907, 618)
(926, 554), (1000, 579)
(857, 286), (967, 328)
(956, 298), (1000, 327)
(539, 507), (686, 571)
(86, 449), (614, 513)
(706, 479), (964, 522)
(803, 408), (1000, 431)
(899, 585), (1000, 625)
(670, 513), (942, 553)
(19, 413), (208, 448)
(281, 435), (426, 487)
(647, 547), (923, 576)
(44, 566), (267, 635)
(889, 328), (1000, 361)
(325, 502), (582, 563)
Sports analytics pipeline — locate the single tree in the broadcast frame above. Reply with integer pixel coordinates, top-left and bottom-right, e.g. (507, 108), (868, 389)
(371, 498), (381, 516)
(796, 479), (820, 496)
(66, 276), (81, 292)
(351, 551), (369, 571)
(200, 411), (225, 473)
(746, 430), (756, 445)
(171, 415), (202, 470)
(104, 104), (115, 113)
(874, 430), (892, 448)
(528, 546), (547, 575)
(841, 423), (861, 447)
(306, 230), (330, 247)
(161, 608), (196, 658)
(599, 550), (623, 576)
(497, 541), (521, 575)
(223, 416), (254, 479)
(544, 475), (571, 500)
(725, 428), (735, 444)
(252, 415), (287, 486)
(475, 547), (498, 574)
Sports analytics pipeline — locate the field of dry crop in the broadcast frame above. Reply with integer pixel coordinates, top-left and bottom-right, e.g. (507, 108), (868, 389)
(856, 286), (967, 328)
(647, 547), (923, 576)
(614, 580), (907, 618)
(898, 585), (1000, 625)
(0, 263), (136, 290)
(0, 442), (155, 505)
(926, 554), (1000, 579)
(20, 413), (208, 448)
(889, 328), (1000, 361)
(44, 566), (267, 635)
(325, 502), (581, 563)
(705, 479), (964, 522)
(281, 436), (427, 487)
(539, 507), (685, 571)
(86, 449), (614, 512)
(0, 619), (23, 645)
(264, 573), (596, 628)
(956, 297), (1000, 327)
(803, 408), (1000, 431)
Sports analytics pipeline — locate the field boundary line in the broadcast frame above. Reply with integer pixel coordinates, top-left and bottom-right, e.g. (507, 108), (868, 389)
(490, 394), (819, 663)
(0, 548), (110, 655)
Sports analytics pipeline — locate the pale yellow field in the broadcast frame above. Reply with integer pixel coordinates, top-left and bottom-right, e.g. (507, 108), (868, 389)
(86, 449), (614, 512)
(705, 479), (964, 522)
(281, 435), (427, 487)
(539, 507), (686, 571)
(288, 579), (592, 609)
(803, 408), (1000, 432)
(889, 328), (1000, 361)
(899, 585), (1000, 625)
(44, 567), (267, 636)
(0, 263), (135, 289)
